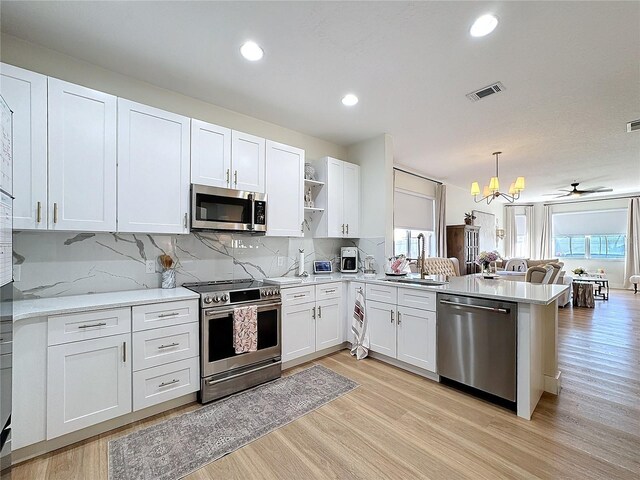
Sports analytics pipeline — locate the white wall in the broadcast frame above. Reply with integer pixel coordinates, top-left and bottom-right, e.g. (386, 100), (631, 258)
(529, 197), (630, 288)
(0, 33), (346, 161)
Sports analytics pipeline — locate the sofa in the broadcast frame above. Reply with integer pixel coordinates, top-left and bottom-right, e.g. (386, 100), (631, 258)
(497, 258), (572, 307)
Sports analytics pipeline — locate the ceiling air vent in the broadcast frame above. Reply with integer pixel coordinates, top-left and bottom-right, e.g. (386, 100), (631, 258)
(466, 82), (505, 102)
(627, 119), (640, 132)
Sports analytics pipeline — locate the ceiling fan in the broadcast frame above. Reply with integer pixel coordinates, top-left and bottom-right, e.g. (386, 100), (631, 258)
(544, 182), (613, 198)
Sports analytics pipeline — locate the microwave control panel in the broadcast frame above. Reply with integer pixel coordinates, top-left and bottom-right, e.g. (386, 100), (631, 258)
(255, 201), (266, 225)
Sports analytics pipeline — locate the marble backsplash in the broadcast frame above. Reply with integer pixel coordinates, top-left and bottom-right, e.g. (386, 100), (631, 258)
(12, 231), (385, 299)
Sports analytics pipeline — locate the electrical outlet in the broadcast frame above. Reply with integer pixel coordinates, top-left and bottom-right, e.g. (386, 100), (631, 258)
(13, 265), (21, 282)
(277, 256), (284, 267)
(145, 260), (156, 274)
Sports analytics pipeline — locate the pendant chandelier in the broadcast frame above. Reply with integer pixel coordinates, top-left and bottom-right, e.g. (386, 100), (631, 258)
(470, 151), (525, 204)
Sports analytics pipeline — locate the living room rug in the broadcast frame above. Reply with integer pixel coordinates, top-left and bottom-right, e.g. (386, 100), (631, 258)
(108, 365), (358, 480)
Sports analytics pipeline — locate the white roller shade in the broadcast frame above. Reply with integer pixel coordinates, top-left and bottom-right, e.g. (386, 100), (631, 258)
(552, 209), (627, 235)
(394, 188), (434, 231)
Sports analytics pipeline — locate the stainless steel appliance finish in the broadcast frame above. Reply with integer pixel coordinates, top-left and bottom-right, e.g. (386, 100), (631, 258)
(437, 293), (517, 402)
(340, 247), (358, 273)
(191, 184), (267, 233)
(0, 94), (12, 477)
(183, 279), (282, 404)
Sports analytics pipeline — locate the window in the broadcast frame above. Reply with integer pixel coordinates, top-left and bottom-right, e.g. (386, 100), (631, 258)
(514, 214), (527, 257)
(552, 209), (627, 260)
(394, 229), (434, 259)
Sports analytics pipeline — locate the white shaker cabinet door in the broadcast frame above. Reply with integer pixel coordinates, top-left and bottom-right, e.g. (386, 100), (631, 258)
(325, 157), (344, 237)
(191, 119), (231, 188)
(231, 130), (265, 193)
(265, 140), (304, 237)
(117, 99), (190, 234)
(396, 306), (436, 372)
(47, 333), (132, 439)
(282, 302), (315, 363)
(315, 298), (343, 350)
(48, 78), (117, 231)
(343, 161), (360, 238)
(0, 64), (48, 230)
(366, 300), (397, 357)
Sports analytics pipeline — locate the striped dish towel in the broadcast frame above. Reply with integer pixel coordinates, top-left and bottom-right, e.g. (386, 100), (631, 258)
(350, 287), (369, 360)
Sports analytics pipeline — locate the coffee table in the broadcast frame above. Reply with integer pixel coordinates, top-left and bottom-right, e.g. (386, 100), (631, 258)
(574, 275), (609, 300)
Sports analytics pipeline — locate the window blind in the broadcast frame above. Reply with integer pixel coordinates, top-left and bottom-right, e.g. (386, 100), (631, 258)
(394, 188), (434, 231)
(552, 209), (627, 235)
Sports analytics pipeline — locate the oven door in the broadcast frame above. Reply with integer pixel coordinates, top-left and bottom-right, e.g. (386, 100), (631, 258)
(201, 301), (281, 377)
(191, 184), (266, 232)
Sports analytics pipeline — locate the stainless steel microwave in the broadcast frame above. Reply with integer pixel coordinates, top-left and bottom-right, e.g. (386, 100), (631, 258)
(191, 184), (267, 233)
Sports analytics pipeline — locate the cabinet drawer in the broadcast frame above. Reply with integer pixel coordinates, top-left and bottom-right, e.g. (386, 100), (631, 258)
(48, 308), (131, 346)
(282, 285), (315, 306)
(133, 322), (199, 371)
(315, 282), (342, 301)
(0, 333), (12, 355)
(398, 288), (436, 312)
(366, 284), (397, 305)
(133, 356), (199, 411)
(132, 300), (199, 332)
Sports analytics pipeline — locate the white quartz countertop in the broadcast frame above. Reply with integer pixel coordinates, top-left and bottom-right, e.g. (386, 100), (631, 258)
(267, 273), (568, 306)
(12, 287), (199, 322)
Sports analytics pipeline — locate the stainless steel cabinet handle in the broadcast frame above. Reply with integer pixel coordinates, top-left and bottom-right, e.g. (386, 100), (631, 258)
(312, 306), (316, 319)
(357, 287), (363, 293)
(318, 305), (322, 318)
(36, 201), (42, 223)
(346, 224), (349, 235)
(397, 312), (402, 325)
(324, 289), (336, 294)
(341, 224), (345, 234)
(184, 213), (188, 229)
(78, 322), (107, 329)
(123, 341), (127, 363)
(234, 170), (238, 187)
(53, 203), (58, 223)
(226, 169), (230, 185)
(439, 299), (509, 314)
(293, 294), (306, 299)
(390, 310), (394, 323)
(158, 312), (179, 318)
(158, 342), (180, 349)
(159, 378), (179, 387)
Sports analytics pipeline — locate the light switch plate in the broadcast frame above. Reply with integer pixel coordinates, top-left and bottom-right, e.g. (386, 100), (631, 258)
(277, 256), (284, 267)
(145, 260), (156, 274)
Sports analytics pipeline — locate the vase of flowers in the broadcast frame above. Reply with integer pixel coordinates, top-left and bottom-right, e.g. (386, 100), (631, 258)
(476, 250), (502, 274)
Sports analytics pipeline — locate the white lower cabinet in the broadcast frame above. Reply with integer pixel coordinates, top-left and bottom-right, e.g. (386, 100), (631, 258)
(47, 333), (131, 439)
(282, 283), (344, 363)
(366, 288), (437, 373)
(133, 356), (199, 411)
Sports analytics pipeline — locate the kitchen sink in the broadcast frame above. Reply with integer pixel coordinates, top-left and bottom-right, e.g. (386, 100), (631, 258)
(384, 278), (448, 286)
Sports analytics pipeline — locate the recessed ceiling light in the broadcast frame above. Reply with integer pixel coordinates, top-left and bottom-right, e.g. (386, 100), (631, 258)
(341, 94), (358, 106)
(470, 14), (498, 37)
(240, 41), (264, 61)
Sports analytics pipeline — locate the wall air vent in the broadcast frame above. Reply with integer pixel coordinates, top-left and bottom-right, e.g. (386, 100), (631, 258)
(466, 82), (505, 102)
(627, 119), (640, 132)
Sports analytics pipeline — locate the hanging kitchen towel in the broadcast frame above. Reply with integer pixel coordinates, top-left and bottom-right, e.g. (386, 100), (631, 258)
(350, 287), (369, 360)
(233, 306), (258, 354)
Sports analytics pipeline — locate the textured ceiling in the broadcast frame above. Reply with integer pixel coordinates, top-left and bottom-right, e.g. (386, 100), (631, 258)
(2, 1), (639, 201)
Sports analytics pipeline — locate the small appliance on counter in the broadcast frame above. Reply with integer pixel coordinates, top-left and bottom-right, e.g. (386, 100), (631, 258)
(313, 260), (332, 274)
(340, 247), (358, 273)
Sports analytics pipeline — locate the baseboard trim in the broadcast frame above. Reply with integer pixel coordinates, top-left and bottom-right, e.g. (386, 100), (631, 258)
(282, 343), (349, 370)
(12, 393), (197, 465)
(368, 351), (440, 382)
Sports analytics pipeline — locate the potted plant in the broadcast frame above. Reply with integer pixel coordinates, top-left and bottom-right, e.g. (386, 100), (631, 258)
(572, 267), (586, 277)
(464, 212), (476, 225)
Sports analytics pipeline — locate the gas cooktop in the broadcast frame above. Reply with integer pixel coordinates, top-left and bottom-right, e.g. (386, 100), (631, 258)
(182, 279), (280, 308)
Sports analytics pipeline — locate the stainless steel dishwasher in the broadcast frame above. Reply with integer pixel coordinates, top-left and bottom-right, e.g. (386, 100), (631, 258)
(437, 293), (517, 402)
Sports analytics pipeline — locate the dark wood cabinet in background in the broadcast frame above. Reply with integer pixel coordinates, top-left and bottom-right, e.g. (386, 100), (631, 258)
(446, 225), (480, 275)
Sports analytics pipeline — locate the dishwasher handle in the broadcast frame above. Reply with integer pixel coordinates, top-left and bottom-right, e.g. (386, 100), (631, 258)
(439, 299), (510, 314)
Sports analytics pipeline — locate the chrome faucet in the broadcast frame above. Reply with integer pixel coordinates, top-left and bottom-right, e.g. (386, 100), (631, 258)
(417, 233), (426, 279)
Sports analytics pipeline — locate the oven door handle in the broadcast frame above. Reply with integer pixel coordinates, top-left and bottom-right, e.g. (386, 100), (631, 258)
(204, 301), (282, 317)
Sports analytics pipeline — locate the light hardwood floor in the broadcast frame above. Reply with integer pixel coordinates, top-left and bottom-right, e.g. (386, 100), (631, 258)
(12, 291), (640, 479)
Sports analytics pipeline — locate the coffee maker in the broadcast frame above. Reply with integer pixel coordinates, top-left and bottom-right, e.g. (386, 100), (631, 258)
(340, 247), (358, 273)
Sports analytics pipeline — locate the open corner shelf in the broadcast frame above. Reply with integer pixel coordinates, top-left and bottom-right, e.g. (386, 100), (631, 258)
(304, 179), (325, 187)
(304, 207), (325, 212)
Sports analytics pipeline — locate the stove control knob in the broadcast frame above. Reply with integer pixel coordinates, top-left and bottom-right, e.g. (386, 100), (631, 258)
(221, 294), (229, 302)
(213, 295), (220, 303)
(274, 289), (280, 296)
(263, 290), (270, 296)
(204, 296), (213, 304)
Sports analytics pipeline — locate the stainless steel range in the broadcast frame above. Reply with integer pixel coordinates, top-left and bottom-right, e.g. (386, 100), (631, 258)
(183, 279), (281, 403)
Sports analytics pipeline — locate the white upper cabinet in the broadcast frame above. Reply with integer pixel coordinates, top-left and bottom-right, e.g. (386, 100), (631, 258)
(266, 140), (304, 237)
(0, 63), (47, 230)
(311, 157), (360, 238)
(231, 130), (265, 193)
(48, 78), (117, 231)
(190, 119), (231, 188)
(117, 99), (190, 234)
